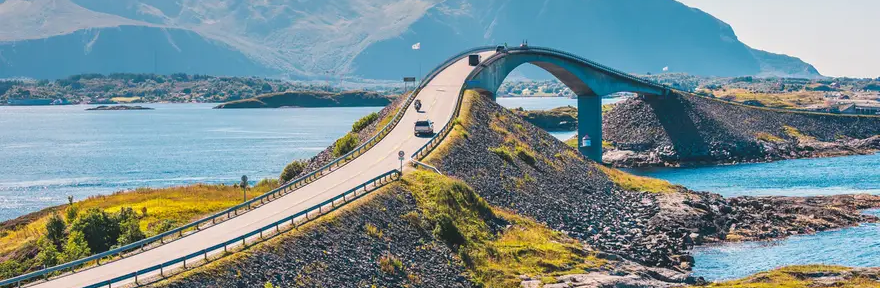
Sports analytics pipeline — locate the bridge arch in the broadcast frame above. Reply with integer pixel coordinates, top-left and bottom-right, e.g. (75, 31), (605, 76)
(464, 47), (671, 161)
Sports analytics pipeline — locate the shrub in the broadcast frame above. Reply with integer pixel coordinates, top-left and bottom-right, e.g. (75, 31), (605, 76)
(45, 213), (66, 248)
(351, 112), (379, 133)
(35, 237), (60, 268)
(63, 231), (91, 262)
(116, 216), (145, 247)
(279, 160), (307, 183)
(65, 204), (79, 224)
(69, 208), (119, 253)
(333, 133), (360, 157)
(378, 253), (404, 275)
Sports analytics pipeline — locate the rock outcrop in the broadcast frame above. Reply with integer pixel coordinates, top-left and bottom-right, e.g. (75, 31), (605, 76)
(603, 92), (880, 167)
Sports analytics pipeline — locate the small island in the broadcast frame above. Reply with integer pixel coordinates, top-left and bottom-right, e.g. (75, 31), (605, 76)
(86, 105), (154, 111)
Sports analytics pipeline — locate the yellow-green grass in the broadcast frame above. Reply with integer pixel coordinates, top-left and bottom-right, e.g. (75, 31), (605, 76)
(756, 132), (785, 143)
(0, 181), (278, 258)
(597, 165), (678, 193)
(403, 170), (606, 287)
(702, 265), (877, 288)
(109, 97), (142, 103)
(783, 125), (817, 142)
(711, 89), (826, 109)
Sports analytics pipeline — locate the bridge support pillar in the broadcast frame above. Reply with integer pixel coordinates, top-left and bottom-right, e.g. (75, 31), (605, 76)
(577, 94), (602, 162)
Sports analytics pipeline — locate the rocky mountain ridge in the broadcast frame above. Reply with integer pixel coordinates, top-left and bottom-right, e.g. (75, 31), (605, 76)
(0, 0), (821, 80)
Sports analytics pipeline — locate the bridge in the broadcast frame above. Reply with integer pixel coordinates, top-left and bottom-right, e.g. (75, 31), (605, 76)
(1, 46), (670, 288)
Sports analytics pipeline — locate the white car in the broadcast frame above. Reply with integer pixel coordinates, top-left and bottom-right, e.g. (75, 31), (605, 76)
(414, 120), (434, 136)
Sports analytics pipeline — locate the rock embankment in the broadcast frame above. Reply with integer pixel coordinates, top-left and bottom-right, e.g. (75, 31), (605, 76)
(213, 90), (392, 108)
(428, 92), (880, 277)
(603, 92), (880, 167)
(156, 186), (474, 288)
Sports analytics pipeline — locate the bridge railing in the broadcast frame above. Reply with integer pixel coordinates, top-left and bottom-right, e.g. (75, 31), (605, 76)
(1, 73), (428, 288)
(77, 170), (401, 288)
(411, 50), (496, 162)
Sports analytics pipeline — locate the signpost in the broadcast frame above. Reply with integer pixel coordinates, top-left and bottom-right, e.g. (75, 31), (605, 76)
(403, 77), (416, 92)
(398, 151), (405, 172)
(240, 175), (248, 203)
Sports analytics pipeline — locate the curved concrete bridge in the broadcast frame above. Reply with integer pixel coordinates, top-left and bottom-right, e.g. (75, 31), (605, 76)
(465, 46), (670, 161)
(6, 46), (669, 288)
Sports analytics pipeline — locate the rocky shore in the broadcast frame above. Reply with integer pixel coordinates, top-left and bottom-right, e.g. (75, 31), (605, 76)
(511, 106), (578, 131)
(602, 92), (880, 167)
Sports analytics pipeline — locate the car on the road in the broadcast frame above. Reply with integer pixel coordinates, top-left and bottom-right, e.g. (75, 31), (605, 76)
(414, 120), (434, 136)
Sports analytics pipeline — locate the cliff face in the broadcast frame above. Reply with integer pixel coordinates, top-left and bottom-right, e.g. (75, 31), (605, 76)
(602, 92), (880, 167)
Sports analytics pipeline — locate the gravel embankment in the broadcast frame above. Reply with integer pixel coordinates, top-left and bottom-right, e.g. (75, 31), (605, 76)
(603, 92), (880, 167)
(431, 93), (880, 273)
(156, 186), (474, 288)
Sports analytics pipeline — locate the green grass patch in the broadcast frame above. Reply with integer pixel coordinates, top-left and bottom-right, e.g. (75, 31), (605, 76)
(702, 265), (866, 288)
(402, 171), (607, 287)
(489, 146), (515, 164)
(0, 180), (279, 277)
(597, 165), (677, 193)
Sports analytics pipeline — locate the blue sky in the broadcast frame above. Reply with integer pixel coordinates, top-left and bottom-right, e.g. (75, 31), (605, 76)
(676, 0), (878, 78)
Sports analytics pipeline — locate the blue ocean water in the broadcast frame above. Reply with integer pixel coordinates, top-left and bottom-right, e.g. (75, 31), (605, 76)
(692, 208), (880, 281)
(629, 154), (880, 198)
(631, 154), (880, 281)
(0, 104), (381, 221)
(1, 99), (878, 281)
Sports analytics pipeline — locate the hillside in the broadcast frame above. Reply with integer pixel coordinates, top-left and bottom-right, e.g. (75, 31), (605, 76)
(213, 91), (393, 109)
(0, 0), (820, 79)
(603, 92), (880, 167)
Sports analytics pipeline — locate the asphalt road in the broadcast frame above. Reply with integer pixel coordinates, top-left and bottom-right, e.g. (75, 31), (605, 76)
(32, 50), (496, 288)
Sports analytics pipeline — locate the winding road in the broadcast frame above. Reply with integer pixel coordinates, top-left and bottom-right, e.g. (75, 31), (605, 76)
(28, 50), (496, 288)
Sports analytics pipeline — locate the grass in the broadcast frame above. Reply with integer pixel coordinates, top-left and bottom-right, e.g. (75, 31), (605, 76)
(701, 265), (873, 288)
(756, 132), (785, 143)
(489, 146), (515, 164)
(0, 180), (279, 260)
(402, 171), (607, 287)
(596, 165), (678, 194)
(711, 88), (826, 109)
(783, 126), (816, 142)
(110, 96), (142, 103)
(378, 253), (404, 275)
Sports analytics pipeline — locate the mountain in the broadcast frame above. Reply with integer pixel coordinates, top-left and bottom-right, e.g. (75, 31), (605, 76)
(0, 0), (822, 80)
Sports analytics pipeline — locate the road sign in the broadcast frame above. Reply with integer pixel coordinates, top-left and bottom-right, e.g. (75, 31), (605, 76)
(403, 77), (416, 82)
(240, 175), (248, 186)
(398, 150), (405, 160)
